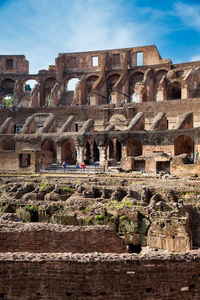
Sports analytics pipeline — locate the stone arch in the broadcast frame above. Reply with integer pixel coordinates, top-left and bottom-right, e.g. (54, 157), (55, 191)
(61, 138), (76, 164)
(64, 76), (81, 106)
(65, 76), (81, 91)
(167, 81), (181, 100)
(192, 82), (200, 98)
(93, 140), (100, 162)
(116, 140), (122, 162)
(174, 135), (194, 155)
(174, 69), (184, 79)
(41, 139), (57, 163)
(153, 69), (168, 101)
(1, 78), (15, 92)
(129, 72), (144, 100)
(126, 137), (142, 156)
(105, 140), (114, 159)
(0, 79), (15, 103)
(107, 73), (120, 103)
(105, 139), (121, 162)
(85, 75), (99, 104)
(22, 78), (39, 91)
(43, 77), (57, 105)
(83, 140), (92, 165)
(1, 137), (15, 150)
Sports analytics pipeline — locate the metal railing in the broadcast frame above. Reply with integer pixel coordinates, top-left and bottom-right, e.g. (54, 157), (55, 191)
(40, 165), (105, 174)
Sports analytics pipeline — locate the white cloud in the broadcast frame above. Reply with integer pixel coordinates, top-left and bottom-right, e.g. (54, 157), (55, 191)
(0, 0), (178, 73)
(174, 2), (200, 31)
(191, 55), (200, 62)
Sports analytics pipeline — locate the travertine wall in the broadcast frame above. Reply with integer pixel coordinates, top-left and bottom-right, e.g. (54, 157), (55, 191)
(0, 253), (200, 299)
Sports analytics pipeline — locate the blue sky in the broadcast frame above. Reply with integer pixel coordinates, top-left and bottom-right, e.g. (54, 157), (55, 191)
(0, 0), (200, 73)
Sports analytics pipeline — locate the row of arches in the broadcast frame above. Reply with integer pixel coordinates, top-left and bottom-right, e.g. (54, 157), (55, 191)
(40, 137), (143, 165)
(0, 77), (57, 107)
(63, 69), (184, 104)
(0, 69), (195, 107)
(40, 134), (197, 163)
(0, 135), (195, 164)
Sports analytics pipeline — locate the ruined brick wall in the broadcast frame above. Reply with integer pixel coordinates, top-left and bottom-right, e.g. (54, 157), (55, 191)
(0, 253), (200, 299)
(0, 151), (35, 174)
(0, 224), (127, 254)
(0, 55), (29, 74)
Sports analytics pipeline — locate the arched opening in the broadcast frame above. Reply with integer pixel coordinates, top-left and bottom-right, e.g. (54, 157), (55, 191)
(106, 140), (114, 159)
(1, 137), (15, 150)
(116, 140), (122, 162)
(1, 78), (15, 94)
(66, 78), (80, 91)
(2, 94), (13, 108)
(153, 70), (167, 101)
(42, 77), (56, 107)
(61, 139), (76, 164)
(193, 82), (200, 98)
(107, 74), (120, 104)
(85, 76), (98, 105)
(41, 139), (57, 163)
(126, 137), (142, 157)
(174, 135), (194, 155)
(45, 94), (51, 107)
(83, 141), (92, 165)
(0, 79), (15, 106)
(129, 72), (144, 102)
(93, 141), (99, 162)
(64, 77), (80, 106)
(167, 82), (181, 100)
(23, 79), (38, 92)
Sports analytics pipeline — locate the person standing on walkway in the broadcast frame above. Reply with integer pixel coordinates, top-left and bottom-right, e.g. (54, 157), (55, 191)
(195, 150), (199, 164)
(63, 161), (67, 171)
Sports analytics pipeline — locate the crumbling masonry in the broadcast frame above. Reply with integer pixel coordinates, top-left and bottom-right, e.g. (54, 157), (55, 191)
(1, 45), (200, 175)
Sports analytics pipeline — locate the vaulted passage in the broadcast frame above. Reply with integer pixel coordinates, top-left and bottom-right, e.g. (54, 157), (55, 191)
(126, 137), (142, 157)
(106, 140), (114, 159)
(93, 141), (99, 162)
(167, 82), (181, 100)
(85, 76), (99, 105)
(83, 141), (92, 165)
(107, 74), (120, 104)
(61, 139), (76, 164)
(174, 135), (194, 155)
(116, 140), (122, 162)
(41, 139), (57, 163)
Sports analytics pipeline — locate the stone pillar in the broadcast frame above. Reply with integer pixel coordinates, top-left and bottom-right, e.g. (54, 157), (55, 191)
(56, 143), (62, 164)
(76, 146), (83, 164)
(98, 146), (106, 166)
(157, 87), (166, 101)
(181, 84), (189, 100)
(121, 145), (127, 158)
(90, 94), (97, 105)
(134, 82), (144, 103)
(111, 91), (122, 107)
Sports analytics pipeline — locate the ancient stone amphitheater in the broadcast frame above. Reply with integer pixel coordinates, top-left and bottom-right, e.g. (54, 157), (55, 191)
(1, 46), (200, 299)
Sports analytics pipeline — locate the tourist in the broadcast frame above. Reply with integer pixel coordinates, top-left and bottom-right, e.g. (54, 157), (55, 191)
(63, 161), (67, 171)
(195, 150), (199, 164)
(76, 162), (80, 169)
(81, 162), (86, 170)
